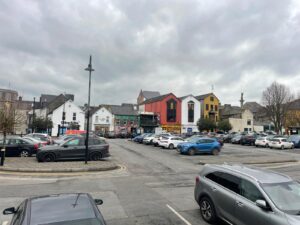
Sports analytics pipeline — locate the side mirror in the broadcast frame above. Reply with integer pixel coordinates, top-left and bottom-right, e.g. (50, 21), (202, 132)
(3, 207), (16, 215)
(94, 199), (103, 205)
(256, 200), (270, 210)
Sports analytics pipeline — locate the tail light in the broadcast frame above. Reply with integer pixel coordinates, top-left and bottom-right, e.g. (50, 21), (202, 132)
(34, 144), (39, 150)
(196, 176), (200, 184)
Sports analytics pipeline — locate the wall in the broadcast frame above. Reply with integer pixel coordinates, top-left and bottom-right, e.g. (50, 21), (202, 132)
(181, 96), (200, 133)
(91, 107), (114, 132)
(229, 109), (254, 132)
(50, 100), (85, 136)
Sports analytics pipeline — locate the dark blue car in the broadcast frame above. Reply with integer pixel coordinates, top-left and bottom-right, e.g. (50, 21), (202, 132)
(177, 137), (221, 156)
(133, 133), (152, 143)
(288, 135), (300, 148)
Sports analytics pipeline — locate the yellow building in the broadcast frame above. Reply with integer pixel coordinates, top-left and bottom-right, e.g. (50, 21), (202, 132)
(285, 99), (300, 134)
(195, 93), (220, 122)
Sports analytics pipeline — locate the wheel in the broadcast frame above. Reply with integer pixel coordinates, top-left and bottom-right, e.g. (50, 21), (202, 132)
(150, 140), (153, 145)
(199, 197), (217, 223)
(169, 144), (174, 149)
(20, 150), (30, 157)
(43, 154), (55, 162)
(90, 152), (102, 161)
(255, 145), (258, 147)
(154, 143), (158, 147)
(281, 145), (284, 150)
(270, 147), (273, 149)
(265, 144), (269, 148)
(212, 149), (219, 155)
(291, 145), (294, 149)
(188, 148), (196, 156)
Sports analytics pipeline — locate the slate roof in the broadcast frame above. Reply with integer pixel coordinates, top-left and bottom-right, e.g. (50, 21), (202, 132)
(219, 104), (242, 117)
(195, 93), (219, 101)
(243, 102), (264, 113)
(47, 94), (74, 114)
(40, 94), (57, 104)
(142, 91), (160, 99)
(289, 99), (300, 110)
(141, 93), (175, 104)
(110, 104), (138, 116)
(179, 94), (195, 100)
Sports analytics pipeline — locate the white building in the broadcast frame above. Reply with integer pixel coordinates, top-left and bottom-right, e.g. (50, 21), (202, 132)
(48, 99), (85, 136)
(180, 95), (201, 133)
(90, 106), (114, 133)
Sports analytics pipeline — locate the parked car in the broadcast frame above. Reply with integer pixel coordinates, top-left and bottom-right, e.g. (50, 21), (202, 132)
(269, 138), (294, 150)
(22, 137), (47, 147)
(231, 134), (243, 144)
(133, 133), (151, 143)
(25, 133), (52, 145)
(255, 136), (272, 147)
(240, 134), (257, 146)
(36, 136), (110, 162)
(142, 133), (156, 145)
(194, 164), (300, 225)
(152, 133), (172, 146)
(177, 138), (221, 156)
(0, 136), (38, 157)
(3, 193), (106, 225)
(223, 133), (236, 143)
(104, 131), (116, 139)
(158, 136), (185, 149)
(214, 136), (224, 146)
(288, 135), (300, 148)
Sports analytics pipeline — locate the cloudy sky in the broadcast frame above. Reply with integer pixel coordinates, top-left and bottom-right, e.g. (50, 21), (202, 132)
(1, 0), (300, 106)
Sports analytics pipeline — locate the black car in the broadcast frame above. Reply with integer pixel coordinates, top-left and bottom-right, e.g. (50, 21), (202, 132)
(3, 193), (106, 225)
(36, 136), (110, 162)
(240, 134), (257, 146)
(0, 136), (38, 157)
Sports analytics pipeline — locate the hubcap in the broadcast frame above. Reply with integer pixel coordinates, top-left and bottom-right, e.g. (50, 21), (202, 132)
(201, 200), (212, 220)
(20, 151), (29, 157)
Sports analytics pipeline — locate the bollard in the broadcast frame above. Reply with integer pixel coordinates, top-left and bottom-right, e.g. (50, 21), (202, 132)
(0, 148), (5, 166)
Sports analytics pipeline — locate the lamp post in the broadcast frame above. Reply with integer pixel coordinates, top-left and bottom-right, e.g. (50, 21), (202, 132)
(32, 97), (35, 133)
(84, 55), (94, 164)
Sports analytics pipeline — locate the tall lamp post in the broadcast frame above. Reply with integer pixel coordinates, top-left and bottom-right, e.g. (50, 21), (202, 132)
(32, 97), (35, 133)
(84, 55), (94, 164)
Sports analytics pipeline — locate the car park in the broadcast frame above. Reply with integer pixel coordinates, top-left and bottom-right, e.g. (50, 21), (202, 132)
(142, 133), (156, 145)
(3, 193), (106, 225)
(288, 135), (300, 148)
(152, 133), (172, 146)
(158, 136), (185, 149)
(269, 138), (294, 150)
(36, 136), (110, 162)
(255, 136), (272, 147)
(0, 136), (38, 157)
(53, 134), (80, 145)
(177, 137), (221, 155)
(133, 133), (152, 143)
(240, 134), (257, 146)
(194, 164), (300, 225)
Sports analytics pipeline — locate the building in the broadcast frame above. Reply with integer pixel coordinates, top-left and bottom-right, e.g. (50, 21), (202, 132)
(138, 112), (159, 133)
(140, 93), (182, 133)
(195, 93), (220, 122)
(179, 95), (200, 134)
(137, 90), (160, 105)
(89, 105), (114, 133)
(285, 99), (300, 134)
(15, 97), (33, 134)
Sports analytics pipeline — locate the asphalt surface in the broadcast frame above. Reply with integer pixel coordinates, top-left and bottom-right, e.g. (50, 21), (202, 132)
(1, 140), (300, 225)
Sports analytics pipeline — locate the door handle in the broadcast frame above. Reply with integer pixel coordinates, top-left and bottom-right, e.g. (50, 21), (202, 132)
(211, 187), (217, 192)
(236, 201), (243, 207)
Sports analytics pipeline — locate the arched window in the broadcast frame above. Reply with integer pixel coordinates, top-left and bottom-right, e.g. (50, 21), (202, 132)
(188, 101), (194, 122)
(167, 99), (177, 122)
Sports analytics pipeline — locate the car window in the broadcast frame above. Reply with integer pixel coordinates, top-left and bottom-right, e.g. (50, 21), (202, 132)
(66, 139), (80, 146)
(240, 179), (265, 203)
(206, 172), (240, 193)
(92, 139), (106, 145)
(282, 139), (287, 142)
(205, 139), (214, 143)
(197, 139), (205, 144)
(8, 139), (18, 145)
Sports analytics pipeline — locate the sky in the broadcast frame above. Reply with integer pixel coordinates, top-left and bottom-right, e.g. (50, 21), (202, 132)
(0, 0), (300, 106)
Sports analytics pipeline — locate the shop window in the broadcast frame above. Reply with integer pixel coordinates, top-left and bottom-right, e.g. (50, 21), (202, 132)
(167, 99), (177, 122)
(188, 101), (194, 123)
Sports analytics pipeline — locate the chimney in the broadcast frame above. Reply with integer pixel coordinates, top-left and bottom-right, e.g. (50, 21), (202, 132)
(240, 93), (244, 108)
(18, 96), (22, 101)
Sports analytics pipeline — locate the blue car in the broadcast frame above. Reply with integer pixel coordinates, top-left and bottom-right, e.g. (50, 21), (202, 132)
(177, 137), (221, 156)
(133, 133), (152, 143)
(288, 135), (300, 148)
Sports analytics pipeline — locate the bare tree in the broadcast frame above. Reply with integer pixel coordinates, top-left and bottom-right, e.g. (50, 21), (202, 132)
(262, 82), (294, 134)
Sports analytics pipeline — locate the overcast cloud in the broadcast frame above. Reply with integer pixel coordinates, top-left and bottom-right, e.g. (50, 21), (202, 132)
(0, 0), (299, 106)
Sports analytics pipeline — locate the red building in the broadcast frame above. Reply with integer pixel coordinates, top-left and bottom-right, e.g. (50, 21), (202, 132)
(141, 93), (181, 133)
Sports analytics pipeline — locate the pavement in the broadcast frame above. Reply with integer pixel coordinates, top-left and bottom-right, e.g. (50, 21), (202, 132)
(0, 157), (119, 173)
(1, 140), (300, 225)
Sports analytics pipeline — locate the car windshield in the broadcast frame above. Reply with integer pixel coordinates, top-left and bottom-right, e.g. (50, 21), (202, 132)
(262, 181), (300, 215)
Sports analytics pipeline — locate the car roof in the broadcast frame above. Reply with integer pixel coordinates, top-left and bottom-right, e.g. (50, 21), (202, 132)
(207, 164), (292, 184)
(29, 193), (98, 225)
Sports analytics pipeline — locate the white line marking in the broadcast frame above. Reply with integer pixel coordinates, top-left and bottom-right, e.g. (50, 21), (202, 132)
(166, 204), (192, 225)
(2, 221), (9, 225)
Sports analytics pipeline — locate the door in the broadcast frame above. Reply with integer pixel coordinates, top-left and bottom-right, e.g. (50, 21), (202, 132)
(6, 139), (20, 156)
(196, 139), (210, 152)
(234, 179), (274, 225)
(59, 138), (84, 159)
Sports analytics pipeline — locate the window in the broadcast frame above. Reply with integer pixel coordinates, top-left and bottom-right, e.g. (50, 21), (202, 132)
(247, 119), (251, 125)
(116, 120), (120, 125)
(215, 105), (218, 111)
(93, 139), (106, 145)
(73, 112), (76, 121)
(240, 179), (264, 203)
(206, 104), (209, 110)
(210, 96), (214, 101)
(188, 101), (194, 123)
(106, 116), (109, 123)
(167, 99), (177, 122)
(66, 139), (80, 146)
(210, 105), (213, 111)
(95, 116), (99, 122)
(62, 112), (66, 120)
(206, 171), (240, 193)
(216, 116), (218, 121)
(123, 121), (127, 125)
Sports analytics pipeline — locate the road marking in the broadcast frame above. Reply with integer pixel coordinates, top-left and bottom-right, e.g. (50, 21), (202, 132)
(2, 221), (9, 225)
(166, 204), (192, 225)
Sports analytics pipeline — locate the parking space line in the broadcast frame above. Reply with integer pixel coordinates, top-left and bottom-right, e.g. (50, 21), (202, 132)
(166, 204), (192, 225)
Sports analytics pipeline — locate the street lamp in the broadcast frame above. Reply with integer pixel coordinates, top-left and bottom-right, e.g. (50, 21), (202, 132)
(84, 55), (94, 164)
(32, 97), (36, 133)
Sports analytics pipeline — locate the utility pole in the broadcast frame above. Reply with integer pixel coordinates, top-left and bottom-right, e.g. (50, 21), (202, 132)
(84, 55), (94, 164)
(32, 97), (35, 133)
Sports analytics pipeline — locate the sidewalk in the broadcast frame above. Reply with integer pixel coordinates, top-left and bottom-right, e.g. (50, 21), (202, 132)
(0, 157), (119, 173)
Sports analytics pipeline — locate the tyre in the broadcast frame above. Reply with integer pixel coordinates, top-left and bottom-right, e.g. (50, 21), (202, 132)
(169, 144), (174, 149)
(265, 144), (269, 148)
(255, 145), (258, 148)
(154, 143), (158, 147)
(212, 149), (219, 155)
(43, 154), (55, 162)
(90, 152), (102, 161)
(270, 147), (273, 149)
(199, 197), (217, 224)
(281, 145), (284, 150)
(188, 148), (196, 156)
(291, 145), (294, 149)
(150, 140), (153, 145)
(20, 150), (30, 157)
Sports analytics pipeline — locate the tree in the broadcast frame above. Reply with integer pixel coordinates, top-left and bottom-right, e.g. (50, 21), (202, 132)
(32, 117), (53, 133)
(69, 121), (80, 130)
(262, 82), (294, 134)
(197, 118), (216, 132)
(217, 119), (232, 132)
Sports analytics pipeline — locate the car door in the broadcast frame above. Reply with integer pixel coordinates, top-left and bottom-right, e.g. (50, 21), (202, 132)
(234, 179), (275, 225)
(6, 138), (20, 156)
(60, 138), (83, 159)
(195, 139), (206, 152)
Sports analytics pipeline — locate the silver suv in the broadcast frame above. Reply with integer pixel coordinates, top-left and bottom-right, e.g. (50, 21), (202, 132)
(194, 164), (300, 225)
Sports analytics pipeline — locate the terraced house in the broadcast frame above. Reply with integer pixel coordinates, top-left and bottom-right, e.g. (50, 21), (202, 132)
(195, 93), (220, 122)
